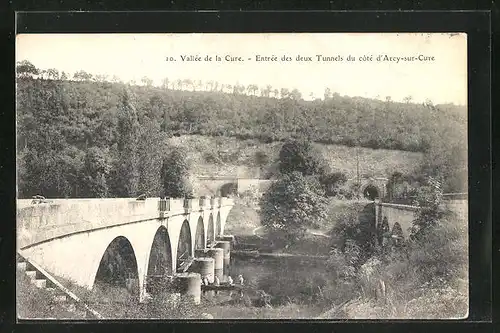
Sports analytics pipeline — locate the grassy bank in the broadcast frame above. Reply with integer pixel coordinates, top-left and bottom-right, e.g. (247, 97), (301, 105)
(16, 273), (85, 320)
(167, 134), (423, 179)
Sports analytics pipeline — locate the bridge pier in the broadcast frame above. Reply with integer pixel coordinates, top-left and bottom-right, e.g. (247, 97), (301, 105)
(216, 235), (235, 249)
(172, 272), (202, 305)
(215, 241), (231, 281)
(188, 257), (215, 284)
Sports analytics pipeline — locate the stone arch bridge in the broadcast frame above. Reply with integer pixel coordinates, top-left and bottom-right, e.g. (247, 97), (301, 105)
(17, 197), (234, 301)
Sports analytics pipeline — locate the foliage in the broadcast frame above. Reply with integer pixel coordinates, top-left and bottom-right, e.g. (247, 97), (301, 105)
(80, 147), (111, 197)
(16, 61), (467, 198)
(410, 176), (448, 240)
(278, 139), (330, 176)
(385, 171), (420, 202)
(111, 88), (141, 197)
(161, 146), (193, 198)
(259, 172), (328, 246)
(319, 172), (348, 197)
(137, 120), (165, 196)
(254, 150), (270, 167)
(323, 205), (468, 319)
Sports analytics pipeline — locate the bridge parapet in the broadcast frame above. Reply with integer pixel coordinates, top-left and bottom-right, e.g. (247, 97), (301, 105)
(17, 197), (234, 250)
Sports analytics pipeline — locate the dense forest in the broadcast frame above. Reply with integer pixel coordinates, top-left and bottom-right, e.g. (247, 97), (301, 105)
(16, 61), (467, 198)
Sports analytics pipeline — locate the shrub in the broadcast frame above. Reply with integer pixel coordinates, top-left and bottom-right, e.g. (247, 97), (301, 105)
(254, 150), (270, 167)
(320, 172), (348, 197)
(410, 176), (448, 240)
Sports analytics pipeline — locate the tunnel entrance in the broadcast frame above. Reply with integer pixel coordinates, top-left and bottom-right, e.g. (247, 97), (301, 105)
(194, 217), (205, 250)
(363, 185), (380, 201)
(146, 227), (173, 294)
(93, 236), (140, 302)
(176, 220), (192, 272)
(207, 214), (215, 246)
(220, 182), (238, 197)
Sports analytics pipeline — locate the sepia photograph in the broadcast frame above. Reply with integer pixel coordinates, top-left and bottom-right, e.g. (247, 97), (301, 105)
(16, 33), (468, 320)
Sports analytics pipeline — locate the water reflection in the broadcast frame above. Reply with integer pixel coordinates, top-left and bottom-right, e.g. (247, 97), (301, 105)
(203, 255), (332, 307)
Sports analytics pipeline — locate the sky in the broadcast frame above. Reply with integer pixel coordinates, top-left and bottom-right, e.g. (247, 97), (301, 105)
(16, 33), (467, 105)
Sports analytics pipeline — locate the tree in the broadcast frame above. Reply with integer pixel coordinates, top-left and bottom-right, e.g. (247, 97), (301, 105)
(141, 76), (153, 87)
(161, 77), (170, 90)
(137, 121), (165, 197)
(46, 68), (60, 80)
(403, 95), (413, 104)
(289, 88), (302, 100)
(324, 88), (331, 100)
(80, 147), (111, 197)
(259, 172), (328, 246)
(278, 139), (330, 177)
(247, 84), (259, 96)
(73, 70), (93, 82)
(410, 176), (448, 240)
(110, 88), (141, 197)
(16, 60), (39, 79)
(280, 88), (289, 99)
(161, 147), (193, 198)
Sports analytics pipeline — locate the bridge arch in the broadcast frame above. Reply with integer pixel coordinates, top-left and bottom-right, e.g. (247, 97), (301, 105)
(176, 220), (192, 271)
(93, 236), (140, 300)
(146, 226), (173, 288)
(207, 214), (215, 246)
(194, 216), (205, 250)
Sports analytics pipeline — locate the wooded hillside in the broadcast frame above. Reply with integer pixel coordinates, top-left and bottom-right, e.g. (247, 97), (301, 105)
(16, 62), (467, 198)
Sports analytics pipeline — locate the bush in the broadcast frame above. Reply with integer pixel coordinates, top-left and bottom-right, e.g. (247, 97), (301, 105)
(328, 201), (376, 261)
(320, 172), (348, 197)
(410, 176), (448, 240)
(335, 199), (468, 319)
(254, 150), (270, 167)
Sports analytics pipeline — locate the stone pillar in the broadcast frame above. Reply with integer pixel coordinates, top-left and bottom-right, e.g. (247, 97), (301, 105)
(216, 235), (235, 247)
(204, 248), (224, 281)
(188, 257), (215, 284)
(172, 272), (202, 305)
(215, 241), (231, 279)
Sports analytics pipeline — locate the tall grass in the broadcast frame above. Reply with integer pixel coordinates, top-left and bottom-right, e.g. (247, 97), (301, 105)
(322, 209), (468, 319)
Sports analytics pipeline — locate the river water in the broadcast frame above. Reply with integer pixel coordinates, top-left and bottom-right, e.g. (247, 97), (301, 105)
(207, 254), (334, 307)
